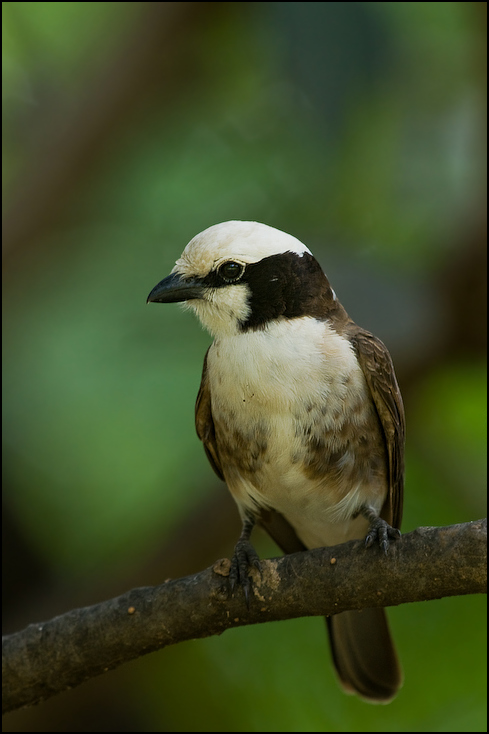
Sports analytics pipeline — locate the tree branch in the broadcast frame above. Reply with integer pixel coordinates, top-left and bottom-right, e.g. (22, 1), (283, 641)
(2, 519), (486, 714)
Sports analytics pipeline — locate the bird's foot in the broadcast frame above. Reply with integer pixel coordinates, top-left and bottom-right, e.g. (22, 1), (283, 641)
(229, 538), (261, 608)
(364, 516), (401, 554)
(357, 505), (401, 554)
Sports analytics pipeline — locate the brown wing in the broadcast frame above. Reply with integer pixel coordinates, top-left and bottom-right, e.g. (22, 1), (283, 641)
(348, 328), (405, 529)
(195, 348), (224, 481)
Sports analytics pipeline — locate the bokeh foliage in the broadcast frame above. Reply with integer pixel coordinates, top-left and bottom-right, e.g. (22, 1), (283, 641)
(3, 2), (486, 732)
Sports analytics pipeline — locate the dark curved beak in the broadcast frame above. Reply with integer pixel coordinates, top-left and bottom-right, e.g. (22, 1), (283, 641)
(147, 272), (206, 304)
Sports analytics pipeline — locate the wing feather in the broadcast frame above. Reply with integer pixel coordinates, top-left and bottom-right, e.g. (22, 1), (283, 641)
(195, 348), (224, 481)
(348, 329), (405, 529)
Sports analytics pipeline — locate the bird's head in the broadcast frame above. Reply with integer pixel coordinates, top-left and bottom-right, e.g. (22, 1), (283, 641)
(147, 221), (339, 338)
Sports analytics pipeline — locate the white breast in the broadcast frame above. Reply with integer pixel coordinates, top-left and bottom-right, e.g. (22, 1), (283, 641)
(208, 317), (365, 420)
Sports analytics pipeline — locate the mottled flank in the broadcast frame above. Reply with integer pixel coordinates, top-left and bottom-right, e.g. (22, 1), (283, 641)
(215, 420), (269, 477)
(297, 395), (386, 486)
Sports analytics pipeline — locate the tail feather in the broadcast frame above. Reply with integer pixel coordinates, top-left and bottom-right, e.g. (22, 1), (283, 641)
(327, 608), (402, 703)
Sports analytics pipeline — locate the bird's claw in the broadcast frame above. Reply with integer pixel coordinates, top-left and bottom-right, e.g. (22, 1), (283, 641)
(229, 539), (261, 607)
(365, 517), (401, 554)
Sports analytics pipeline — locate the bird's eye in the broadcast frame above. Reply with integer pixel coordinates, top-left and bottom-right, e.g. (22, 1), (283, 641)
(218, 261), (244, 283)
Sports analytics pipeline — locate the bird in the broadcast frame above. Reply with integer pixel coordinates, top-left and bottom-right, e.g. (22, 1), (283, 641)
(147, 220), (405, 703)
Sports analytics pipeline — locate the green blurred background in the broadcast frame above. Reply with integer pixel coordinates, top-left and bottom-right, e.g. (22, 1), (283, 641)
(2, 2), (486, 731)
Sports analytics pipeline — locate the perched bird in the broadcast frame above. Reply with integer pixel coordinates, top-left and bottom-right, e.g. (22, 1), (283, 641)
(147, 221), (405, 703)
